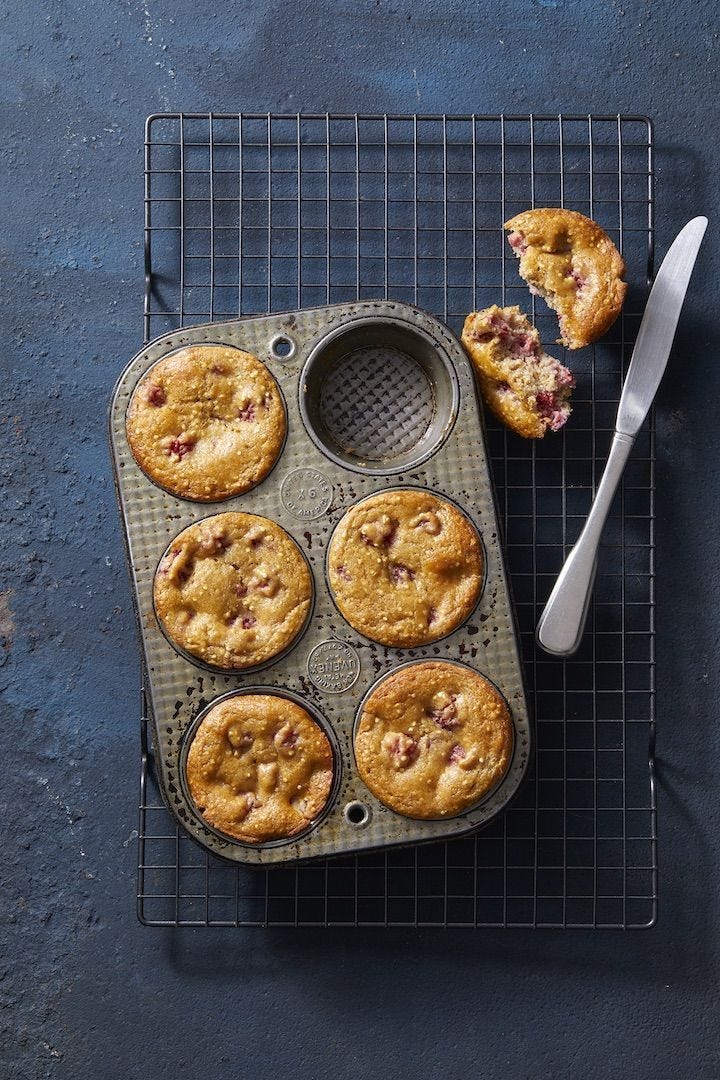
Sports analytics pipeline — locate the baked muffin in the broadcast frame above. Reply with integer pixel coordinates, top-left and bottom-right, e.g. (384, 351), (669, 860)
(186, 694), (334, 843)
(154, 512), (312, 670)
(462, 305), (574, 438)
(126, 343), (286, 501)
(327, 489), (484, 648)
(354, 661), (513, 819)
(505, 208), (627, 349)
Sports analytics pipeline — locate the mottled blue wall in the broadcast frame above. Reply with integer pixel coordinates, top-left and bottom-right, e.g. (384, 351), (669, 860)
(2, 1), (718, 1078)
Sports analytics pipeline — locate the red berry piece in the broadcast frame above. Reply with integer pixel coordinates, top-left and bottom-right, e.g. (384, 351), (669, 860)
(227, 725), (254, 750)
(166, 437), (194, 460)
(381, 732), (418, 769)
(252, 572), (279, 597)
(245, 526), (265, 548)
(237, 793), (256, 819)
(176, 560), (194, 585)
(489, 313), (512, 336)
(164, 547), (181, 571)
(389, 563), (414, 584)
(536, 390), (558, 418)
(274, 722), (299, 752)
(241, 614), (257, 629)
(235, 580), (248, 598)
(554, 364), (575, 390)
(536, 390), (570, 433)
(360, 515), (397, 547)
(429, 694), (459, 729)
(448, 743), (466, 764)
(146, 383), (166, 407)
(200, 532), (230, 555)
(509, 331), (537, 357)
(237, 402), (256, 422)
(507, 230), (528, 254)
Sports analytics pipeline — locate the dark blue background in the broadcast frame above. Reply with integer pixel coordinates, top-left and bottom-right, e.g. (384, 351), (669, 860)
(3, 2), (718, 1077)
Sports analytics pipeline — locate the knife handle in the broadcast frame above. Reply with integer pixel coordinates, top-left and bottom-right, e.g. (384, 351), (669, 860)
(536, 431), (635, 657)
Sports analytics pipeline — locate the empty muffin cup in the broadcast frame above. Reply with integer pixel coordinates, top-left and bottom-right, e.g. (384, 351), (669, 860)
(299, 316), (459, 474)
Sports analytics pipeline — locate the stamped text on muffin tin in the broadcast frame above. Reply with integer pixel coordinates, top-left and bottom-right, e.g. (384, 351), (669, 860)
(307, 640), (361, 693)
(280, 468), (333, 519)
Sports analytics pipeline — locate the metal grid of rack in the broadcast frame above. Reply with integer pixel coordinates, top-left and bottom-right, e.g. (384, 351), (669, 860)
(137, 113), (656, 927)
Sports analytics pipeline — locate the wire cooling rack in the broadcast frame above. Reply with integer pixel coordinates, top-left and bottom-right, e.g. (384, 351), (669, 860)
(136, 113), (656, 928)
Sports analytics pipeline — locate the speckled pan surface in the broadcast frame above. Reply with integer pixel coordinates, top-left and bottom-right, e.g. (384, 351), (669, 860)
(108, 300), (531, 864)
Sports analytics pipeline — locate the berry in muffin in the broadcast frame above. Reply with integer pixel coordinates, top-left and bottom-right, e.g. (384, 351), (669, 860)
(505, 208), (627, 349)
(328, 489), (484, 648)
(154, 512), (312, 670)
(461, 305), (574, 438)
(186, 694), (334, 844)
(126, 344), (286, 501)
(354, 661), (513, 819)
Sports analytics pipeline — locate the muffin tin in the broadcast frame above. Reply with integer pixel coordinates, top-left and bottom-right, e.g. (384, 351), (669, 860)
(109, 299), (531, 864)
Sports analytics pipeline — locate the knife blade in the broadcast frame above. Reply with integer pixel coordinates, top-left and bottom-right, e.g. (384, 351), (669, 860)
(536, 215), (707, 657)
(616, 215), (708, 436)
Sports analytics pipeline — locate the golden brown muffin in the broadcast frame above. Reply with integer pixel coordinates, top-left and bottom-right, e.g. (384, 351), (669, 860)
(505, 208), (627, 349)
(126, 343), (286, 501)
(154, 512), (312, 670)
(186, 694), (334, 843)
(327, 489), (484, 648)
(354, 661), (513, 819)
(462, 305), (574, 438)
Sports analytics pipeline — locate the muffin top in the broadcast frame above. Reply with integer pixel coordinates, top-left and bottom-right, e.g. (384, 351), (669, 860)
(504, 208), (627, 349)
(186, 694), (334, 844)
(154, 512), (312, 670)
(354, 661), (513, 819)
(327, 489), (484, 647)
(126, 343), (286, 501)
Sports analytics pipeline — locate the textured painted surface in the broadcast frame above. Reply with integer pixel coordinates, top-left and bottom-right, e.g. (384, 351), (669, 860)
(1, 1), (718, 1078)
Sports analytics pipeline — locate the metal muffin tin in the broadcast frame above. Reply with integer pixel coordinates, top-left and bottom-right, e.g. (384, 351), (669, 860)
(109, 300), (531, 864)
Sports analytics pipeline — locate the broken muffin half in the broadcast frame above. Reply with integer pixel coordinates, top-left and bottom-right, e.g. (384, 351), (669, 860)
(504, 208), (627, 349)
(461, 305), (575, 438)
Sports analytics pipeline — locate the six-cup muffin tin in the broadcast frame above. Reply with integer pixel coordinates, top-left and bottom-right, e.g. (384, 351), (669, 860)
(109, 300), (531, 864)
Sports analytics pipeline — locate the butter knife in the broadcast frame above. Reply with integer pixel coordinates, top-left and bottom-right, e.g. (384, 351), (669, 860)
(536, 215), (707, 657)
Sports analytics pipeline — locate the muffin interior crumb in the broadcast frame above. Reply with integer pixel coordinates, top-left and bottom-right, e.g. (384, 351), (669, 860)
(504, 208), (627, 349)
(508, 225), (592, 343)
(464, 305), (574, 436)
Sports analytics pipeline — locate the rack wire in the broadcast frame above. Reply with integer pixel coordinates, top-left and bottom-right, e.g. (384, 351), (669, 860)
(137, 113), (656, 927)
